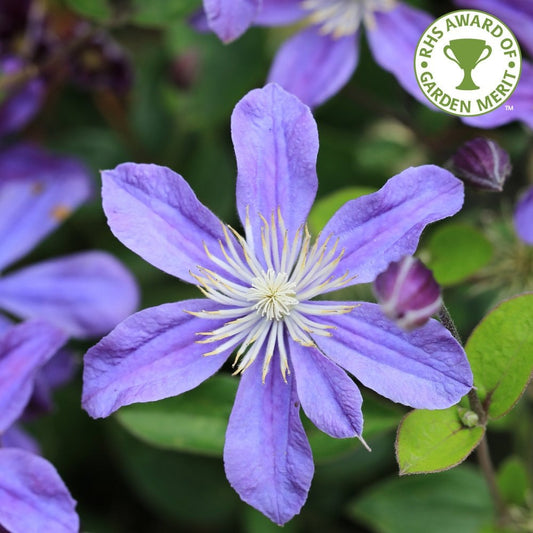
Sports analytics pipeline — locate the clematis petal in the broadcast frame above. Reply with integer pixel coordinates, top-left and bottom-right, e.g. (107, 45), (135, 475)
(25, 349), (77, 417)
(0, 321), (67, 433)
(2, 425), (41, 455)
(321, 165), (464, 285)
(268, 27), (358, 108)
(461, 61), (533, 129)
(0, 252), (139, 338)
(514, 186), (533, 245)
(0, 144), (91, 272)
(455, 0), (533, 57)
(232, 83), (318, 252)
(289, 338), (363, 438)
(255, 0), (305, 25)
(82, 299), (234, 418)
(102, 163), (229, 284)
(0, 449), (78, 533)
(314, 302), (472, 409)
(366, 2), (433, 105)
(203, 0), (260, 42)
(224, 350), (314, 526)
(0, 314), (12, 335)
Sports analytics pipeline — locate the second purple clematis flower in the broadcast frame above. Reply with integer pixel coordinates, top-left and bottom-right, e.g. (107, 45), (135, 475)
(199, 0), (432, 107)
(82, 83), (472, 524)
(0, 143), (139, 338)
(0, 320), (79, 533)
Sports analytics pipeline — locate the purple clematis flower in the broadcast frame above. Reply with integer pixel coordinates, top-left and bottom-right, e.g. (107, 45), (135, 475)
(199, 0), (432, 107)
(82, 84), (472, 524)
(514, 185), (533, 245)
(0, 143), (139, 338)
(0, 320), (79, 533)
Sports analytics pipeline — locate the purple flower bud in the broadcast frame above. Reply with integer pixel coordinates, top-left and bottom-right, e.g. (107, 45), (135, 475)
(170, 49), (200, 91)
(0, 56), (45, 136)
(374, 256), (442, 330)
(450, 137), (511, 192)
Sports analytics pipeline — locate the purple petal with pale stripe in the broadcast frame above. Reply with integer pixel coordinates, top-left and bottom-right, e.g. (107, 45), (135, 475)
(289, 338), (363, 438)
(102, 163), (229, 285)
(0, 449), (78, 533)
(0, 252), (139, 338)
(314, 303), (472, 409)
(514, 186), (533, 245)
(367, 3), (434, 105)
(461, 61), (533, 129)
(0, 321), (66, 433)
(224, 351), (313, 525)
(268, 27), (358, 108)
(256, 0), (305, 25)
(321, 165), (464, 285)
(233, 83), (318, 253)
(82, 299), (233, 418)
(455, 0), (533, 57)
(203, 0), (260, 42)
(0, 144), (91, 271)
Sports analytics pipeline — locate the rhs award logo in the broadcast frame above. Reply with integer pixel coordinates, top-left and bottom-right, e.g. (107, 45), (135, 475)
(415, 10), (521, 117)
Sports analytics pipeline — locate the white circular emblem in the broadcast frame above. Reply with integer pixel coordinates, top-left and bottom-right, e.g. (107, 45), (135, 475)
(414, 10), (522, 117)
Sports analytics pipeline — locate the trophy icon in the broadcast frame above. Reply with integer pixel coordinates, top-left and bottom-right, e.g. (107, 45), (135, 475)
(443, 39), (492, 90)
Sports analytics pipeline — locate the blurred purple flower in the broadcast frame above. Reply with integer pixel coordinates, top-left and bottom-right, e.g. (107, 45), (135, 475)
(514, 185), (533, 245)
(0, 57), (45, 137)
(374, 256), (442, 330)
(0, 143), (139, 338)
(198, 0), (432, 107)
(0, 320), (79, 533)
(83, 84), (472, 524)
(449, 137), (511, 192)
(455, 0), (533, 129)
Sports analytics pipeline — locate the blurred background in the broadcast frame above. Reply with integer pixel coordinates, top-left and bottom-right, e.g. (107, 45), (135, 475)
(2, 0), (532, 531)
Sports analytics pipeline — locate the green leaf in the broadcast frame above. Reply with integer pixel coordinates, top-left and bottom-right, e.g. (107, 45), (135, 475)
(308, 393), (402, 463)
(130, 0), (200, 26)
(348, 466), (493, 533)
(425, 223), (492, 286)
(307, 187), (376, 235)
(115, 375), (237, 457)
(109, 423), (238, 526)
(63, 0), (112, 21)
(465, 293), (533, 419)
(396, 407), (484, 474)
(497, 456), (530, 506)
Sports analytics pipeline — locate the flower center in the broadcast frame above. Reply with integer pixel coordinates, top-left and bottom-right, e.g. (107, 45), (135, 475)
(250, 269), (298, 321)
(301, 0), (396, 37)
(189, 209), (355, 381)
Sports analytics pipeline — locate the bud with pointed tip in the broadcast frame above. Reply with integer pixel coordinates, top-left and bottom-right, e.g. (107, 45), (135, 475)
(373, 256), (442, 330)
(450, 137), (511, 192)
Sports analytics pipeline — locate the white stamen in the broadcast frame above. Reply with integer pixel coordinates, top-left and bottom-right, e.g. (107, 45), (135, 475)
(189, 209), (354, 378)
(300, 0), (396, 38)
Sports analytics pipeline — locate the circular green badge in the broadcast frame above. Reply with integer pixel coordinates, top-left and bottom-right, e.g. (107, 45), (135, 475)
(414, 10), (522, 117)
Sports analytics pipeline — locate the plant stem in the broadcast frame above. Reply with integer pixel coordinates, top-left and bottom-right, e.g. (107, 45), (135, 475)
(438, 304), (509, 523)
(477, 435), (509, 524)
